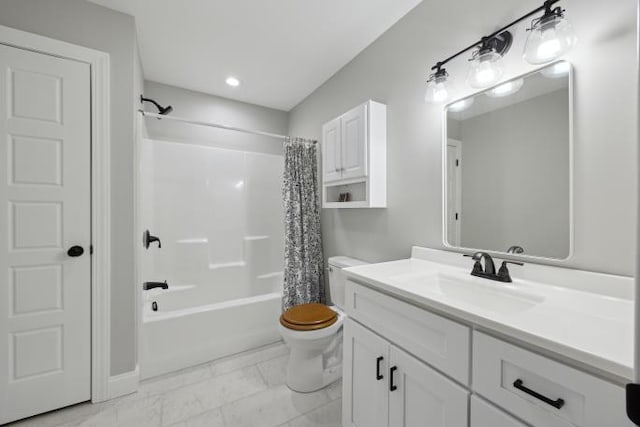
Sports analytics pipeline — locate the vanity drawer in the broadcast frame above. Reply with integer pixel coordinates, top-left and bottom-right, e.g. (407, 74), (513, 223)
(472, 331), (632, 427)
(345, 280), (470, 384)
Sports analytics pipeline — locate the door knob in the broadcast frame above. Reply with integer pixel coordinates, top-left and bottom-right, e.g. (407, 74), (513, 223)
(67, 245), (84, 257)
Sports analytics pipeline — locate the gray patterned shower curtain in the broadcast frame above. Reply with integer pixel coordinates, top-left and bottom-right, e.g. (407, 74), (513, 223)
(282, 137), (325, 311)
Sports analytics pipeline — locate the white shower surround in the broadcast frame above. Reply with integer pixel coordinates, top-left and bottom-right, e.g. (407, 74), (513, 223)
(139, 138), (284, 379)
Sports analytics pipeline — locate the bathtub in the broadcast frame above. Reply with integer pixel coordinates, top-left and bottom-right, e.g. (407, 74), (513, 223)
(140, 287), (282, 379)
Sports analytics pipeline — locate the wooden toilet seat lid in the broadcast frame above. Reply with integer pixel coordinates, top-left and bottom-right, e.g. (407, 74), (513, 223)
(280, 303), (338, 331)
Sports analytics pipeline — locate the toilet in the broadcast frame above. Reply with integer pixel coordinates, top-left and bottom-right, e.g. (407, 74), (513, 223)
(279, 256), (367, 392)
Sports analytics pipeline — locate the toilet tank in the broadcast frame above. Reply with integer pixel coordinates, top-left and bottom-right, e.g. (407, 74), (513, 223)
(327, 256), (368, 309)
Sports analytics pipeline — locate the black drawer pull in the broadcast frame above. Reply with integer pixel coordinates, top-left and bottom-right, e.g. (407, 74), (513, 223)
(390, 366), (398, 391)
(513, 379), (565, 409)
(376, 356), (384, 380)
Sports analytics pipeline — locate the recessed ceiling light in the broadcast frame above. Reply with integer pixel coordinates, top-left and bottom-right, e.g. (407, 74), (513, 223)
(226, 76), (240, 87)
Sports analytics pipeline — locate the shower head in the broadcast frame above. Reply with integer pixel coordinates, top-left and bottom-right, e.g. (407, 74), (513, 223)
(140, 95), (173, 115)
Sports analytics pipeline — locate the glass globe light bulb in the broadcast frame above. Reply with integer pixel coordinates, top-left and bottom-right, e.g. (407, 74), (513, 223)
(424, 70), (452, 104)
(467, 50), (504, 89)
(524, 13), (577, 65)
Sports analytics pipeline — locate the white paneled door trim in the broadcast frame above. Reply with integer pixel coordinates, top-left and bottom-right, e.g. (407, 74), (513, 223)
(0, 25), (113, 403)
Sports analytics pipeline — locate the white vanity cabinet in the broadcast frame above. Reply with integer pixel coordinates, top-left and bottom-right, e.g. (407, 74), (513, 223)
(343, 281), (469, 427)
(473, 332), (632, 427)
(343, 320), (389, 427)
(343, 319), (468, 427)
(343, 279), (633, 427)
(470, 397), (527, 427)
(321, 100), (386, 208)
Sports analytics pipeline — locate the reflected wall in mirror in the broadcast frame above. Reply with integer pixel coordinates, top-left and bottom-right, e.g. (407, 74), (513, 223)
(444, 61), (572, 260)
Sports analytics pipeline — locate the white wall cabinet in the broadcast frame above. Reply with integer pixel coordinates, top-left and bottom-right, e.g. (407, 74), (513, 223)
(321, 100), (386, 208)
(339, 103), (368, 180)
(343, 319), (468, 427)
(322, 116), (343, 183)
(343, 280), (633, 427)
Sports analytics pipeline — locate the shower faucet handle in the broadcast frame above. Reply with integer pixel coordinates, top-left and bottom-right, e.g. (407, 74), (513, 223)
(143, 230), (162, 249)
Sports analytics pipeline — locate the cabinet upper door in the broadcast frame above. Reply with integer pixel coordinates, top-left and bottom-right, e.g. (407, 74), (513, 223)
(388, 345), (469, 427)
(322, 117), (342, 183)
(343, 319), (389, 427)
(340, 103), (368, 180)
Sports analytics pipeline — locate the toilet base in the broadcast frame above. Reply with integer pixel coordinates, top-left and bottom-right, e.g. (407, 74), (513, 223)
(286, 348), (342, 393)
(284, 330), (343, 393)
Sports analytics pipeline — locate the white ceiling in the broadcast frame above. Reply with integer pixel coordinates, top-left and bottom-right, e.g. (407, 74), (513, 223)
(89, 0), (423, 111)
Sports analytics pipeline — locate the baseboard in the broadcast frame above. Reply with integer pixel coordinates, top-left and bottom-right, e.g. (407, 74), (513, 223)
(107, 365), (139, 400)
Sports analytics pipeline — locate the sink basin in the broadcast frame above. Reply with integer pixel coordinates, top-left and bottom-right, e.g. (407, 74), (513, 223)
(390, 270), (545, 315)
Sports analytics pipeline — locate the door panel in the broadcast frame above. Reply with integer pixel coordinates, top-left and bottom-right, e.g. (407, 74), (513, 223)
(322, 117), (342, 183)
(341, 103), (367, 180)
(389, 345), (469, 427)
(0, 44), (91, 424)
(343, 319), (389, 427)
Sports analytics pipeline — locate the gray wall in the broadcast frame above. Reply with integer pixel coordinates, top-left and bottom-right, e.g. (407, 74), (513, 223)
(458, 89), (570, 259)
(288, 0), (638, 276)
(143, 81), (288, 155)
(0, 0), (138, 375)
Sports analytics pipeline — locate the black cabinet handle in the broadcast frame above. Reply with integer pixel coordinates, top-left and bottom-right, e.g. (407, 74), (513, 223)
(513, 379), (565, 409)
(376, 356), (384, 380)
(390, 366), (398, 391)
(67, 245), (84, 257)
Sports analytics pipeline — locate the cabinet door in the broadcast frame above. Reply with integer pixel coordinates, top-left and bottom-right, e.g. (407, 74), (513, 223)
(471, 396), (527, 427)
(340, 103), (368, 180)
(389, 345), (468, 427)
(343, 319), (389, 427)
(322, 117), (342, 183)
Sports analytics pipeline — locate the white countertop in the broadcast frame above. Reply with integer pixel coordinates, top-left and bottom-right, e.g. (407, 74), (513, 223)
(344, 249), (634, 382)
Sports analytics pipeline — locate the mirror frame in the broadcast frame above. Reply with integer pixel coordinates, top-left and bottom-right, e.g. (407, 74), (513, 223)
(441, 60), (575, 262)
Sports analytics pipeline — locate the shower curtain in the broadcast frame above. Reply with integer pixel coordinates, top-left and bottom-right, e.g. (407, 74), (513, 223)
(282, 137), (325, 311)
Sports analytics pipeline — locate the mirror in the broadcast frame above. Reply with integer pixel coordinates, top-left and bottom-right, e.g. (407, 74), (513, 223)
(444, 61), (572, 260)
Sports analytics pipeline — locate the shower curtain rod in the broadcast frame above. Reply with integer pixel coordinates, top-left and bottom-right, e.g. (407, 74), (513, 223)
(139, 110), (315, 142)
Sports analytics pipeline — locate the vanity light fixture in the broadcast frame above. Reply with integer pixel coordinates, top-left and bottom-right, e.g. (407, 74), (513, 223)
(425, 0), (576, 104)
(424, 66), (453, 104)
(523, 3), (577, 65)
(466, 34), (511, 89)
(486, 78), (524, 98)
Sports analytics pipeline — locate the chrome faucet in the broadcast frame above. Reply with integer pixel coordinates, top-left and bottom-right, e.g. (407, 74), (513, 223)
(464, 252), (523, 283)
(507, 245), (524, 254)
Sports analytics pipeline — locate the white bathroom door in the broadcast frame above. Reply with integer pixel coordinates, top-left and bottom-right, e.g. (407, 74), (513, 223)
(0, 44), (91, 424)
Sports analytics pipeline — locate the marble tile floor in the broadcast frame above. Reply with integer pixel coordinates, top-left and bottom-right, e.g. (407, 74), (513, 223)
(8, 342), (343, 427)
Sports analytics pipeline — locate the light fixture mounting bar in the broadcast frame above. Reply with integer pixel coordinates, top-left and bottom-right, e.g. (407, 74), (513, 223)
(431, 0), (561, 71)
